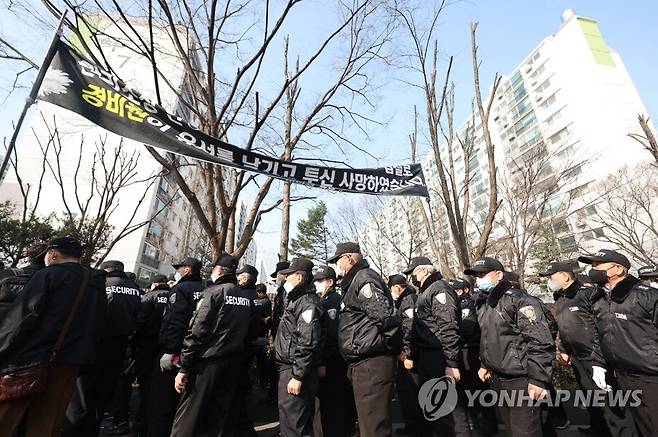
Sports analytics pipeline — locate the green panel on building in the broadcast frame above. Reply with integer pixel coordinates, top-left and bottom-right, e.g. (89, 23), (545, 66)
(578, 17), (615, 67)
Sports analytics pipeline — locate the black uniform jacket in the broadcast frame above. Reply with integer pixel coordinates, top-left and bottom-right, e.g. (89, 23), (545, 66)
(477, 280), (555, 388)
(554, 279), (605, 366)
(593, 275), (658, 376)
(338, 260), (400, 363)
(103, 271), (143, 339)
(135, 284), (170, 339)
(395, 285), (417, 360)
(320, 288), (342, 364)
(158, 273), (204, 355)
(179, 274), (253, 372)
(274, 282), (323, 380)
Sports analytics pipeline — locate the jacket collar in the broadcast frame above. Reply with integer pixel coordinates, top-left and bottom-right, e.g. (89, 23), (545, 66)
(395, 285), (415, 309)
(487, 280), (512, 307)
(179, 273), (202, 284)
(610, 275), (640, 303)
(420, 272), (443, 293)
(106, 270), (126, 278)
(562, 279), (582, 298)
(152, 284), (171, 292)
(339, 259), (369, 291)
(287, 282), (315, 302)
(213, 273), (236, 286)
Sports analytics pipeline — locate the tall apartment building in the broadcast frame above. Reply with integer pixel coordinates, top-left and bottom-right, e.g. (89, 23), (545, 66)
(361, 9), (654, 276)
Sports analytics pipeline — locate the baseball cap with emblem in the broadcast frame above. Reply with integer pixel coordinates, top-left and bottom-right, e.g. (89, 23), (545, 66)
(214, 253), (238, 271)
(237, 264), (259, 277)
(463, 257), (505, 276)
(280, 258), (315, 275)
(327, 242), (361, 264)
(538, 261), (576, 277)
(387, 274), (407, 287)
(270, 261), (290, 278)
(402, 256), (433, 275)
(99, 260), (124, 272)
(313, 265), (336, 281)
(41, 236), (83, 257)
(638, 265), (658, 279)
(578, 249), (630, 269)
(172, 257), (203, 271)
(449, 278), (469, 289)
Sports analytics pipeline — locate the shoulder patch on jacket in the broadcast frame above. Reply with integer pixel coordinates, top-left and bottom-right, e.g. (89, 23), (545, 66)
(301, 309), (314, 323)
(360, 283), (374, 299)
(327, 309), (337, 320)
(461, 308), (470, 318)
(169, 292), (177, 304)
(404, 308), (414, 318)
(435, 292), (447, 304)
(519, 305), (537, 323)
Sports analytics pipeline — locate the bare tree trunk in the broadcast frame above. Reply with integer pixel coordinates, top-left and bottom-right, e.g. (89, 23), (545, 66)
(629, 115), (658, 166)
(279, 181), (291, 261)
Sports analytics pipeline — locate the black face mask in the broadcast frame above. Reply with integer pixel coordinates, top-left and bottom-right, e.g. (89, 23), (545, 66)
(410, 274), (421, 287)
(588, 268), (609, 287)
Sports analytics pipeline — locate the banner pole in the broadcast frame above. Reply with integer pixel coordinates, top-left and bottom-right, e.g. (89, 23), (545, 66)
(0, 10), (68, 184)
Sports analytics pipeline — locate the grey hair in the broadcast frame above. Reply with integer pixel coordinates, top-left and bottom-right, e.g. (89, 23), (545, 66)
(350, 253), (364, 262)
(416, 264), (437, 274)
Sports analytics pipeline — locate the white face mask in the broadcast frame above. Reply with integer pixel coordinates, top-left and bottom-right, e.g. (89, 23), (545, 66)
(174, 272), (182, 283)
(547, 279), (563, 293)
(315, 281), (327, 295)
(475, 276), (496, 293)
(650, 282), (658, 289)
(283, 281), (294, 293)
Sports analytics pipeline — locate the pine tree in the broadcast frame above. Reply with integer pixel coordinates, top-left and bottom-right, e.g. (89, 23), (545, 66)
(290, 201), (331, 261)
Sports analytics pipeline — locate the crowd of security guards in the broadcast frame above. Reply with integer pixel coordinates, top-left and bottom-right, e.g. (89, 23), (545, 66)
(0, 236), (657, 437)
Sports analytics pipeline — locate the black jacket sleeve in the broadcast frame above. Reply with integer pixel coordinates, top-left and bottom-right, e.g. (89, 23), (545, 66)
(399, 294), (416, 359)
(162, 288), (193, 354)
(515, 294), (555, 388)
(430, 286), (461, 368)
(358, 282), (393, 328)
(292, 296), (322, 380)
(180, 289), (221, 372)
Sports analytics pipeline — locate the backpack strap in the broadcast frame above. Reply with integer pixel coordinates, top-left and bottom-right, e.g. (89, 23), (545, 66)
(50, 267), (90, 362)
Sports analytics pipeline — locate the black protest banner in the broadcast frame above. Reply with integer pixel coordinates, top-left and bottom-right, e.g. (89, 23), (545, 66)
(36, 40), (429, 198)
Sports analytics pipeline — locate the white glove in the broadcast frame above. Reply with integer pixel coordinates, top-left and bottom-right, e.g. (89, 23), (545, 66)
(160, 353), (175, 371)
(592, 366), (610, 391)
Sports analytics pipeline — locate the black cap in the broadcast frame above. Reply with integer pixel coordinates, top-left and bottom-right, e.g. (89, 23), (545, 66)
(538, 261), (575, 277)
(638, 265), (658, 279)
(99, 260), (124, 271)
(280, 257), (314, 275)
(578, 249), (630, 269)
(172, 257), (203, 271)
(464, 257), (505, 276)
(449, 278), (469, 289)
(313, 265), (336, 281)
(237, 264), (259, 277)
(327, 242), (361, 264)
(270, 261), (290, 278)
(403, 256), (433, 275)
(151, 274), (168, 284)
(388, 274), (407, 287)
(43, 236), (83, 256)
(214, 253), (238, 271)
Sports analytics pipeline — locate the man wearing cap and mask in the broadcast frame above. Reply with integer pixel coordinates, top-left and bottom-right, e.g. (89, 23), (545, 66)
(464, 257), (554, 437)
(329, 242), (400, 437)
(389, 274), (423, 437)
(270, 260), (291, 338)
(402, 256), (460, 436)
(149, 257), (204, 437)
(170, 253), (254, 437)
(637, 265), (658, 289)
(539, 260), (635, 437)
(579, 249), (658, 437)
(274, 258), (323, 437)
(314, 265), (351, 437)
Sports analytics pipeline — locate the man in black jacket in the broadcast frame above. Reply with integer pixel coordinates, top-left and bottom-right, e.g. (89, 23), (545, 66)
(0, 236), (106, 437)
(464, 257), (554, 437)
(330, 242), (399, 437)
(580, 249), (658, 437)
(148, 257), (204, 437)
(0, 242), (47, 318)
(389, 273), (422, 437)
(274, 258), (323, 437)
(170, 253), (253, 437)
(315, 265), (351, 437)
(403, 256), (460, 436)
(539, 260), (636, 437)
(269, 260), (290, 402)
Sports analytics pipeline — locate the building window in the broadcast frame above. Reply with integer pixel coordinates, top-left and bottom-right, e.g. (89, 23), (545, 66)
(550, 127), (570, 145)
(540, 93), (558, 110)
